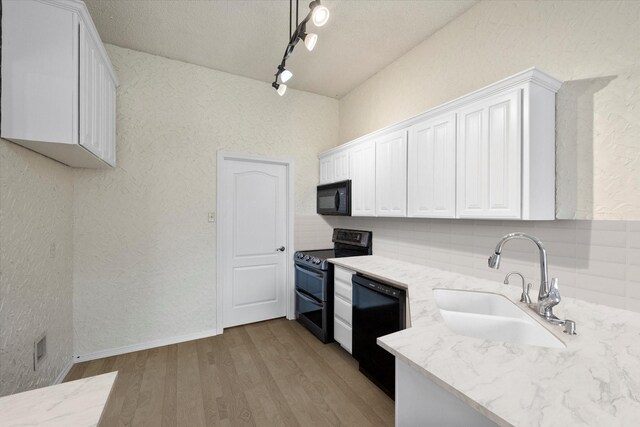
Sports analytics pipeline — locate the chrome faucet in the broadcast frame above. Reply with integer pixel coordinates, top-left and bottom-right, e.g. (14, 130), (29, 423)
(488, 233), (550, 302)
(489, 232), (576, 334)
(504, 271), (532, 304)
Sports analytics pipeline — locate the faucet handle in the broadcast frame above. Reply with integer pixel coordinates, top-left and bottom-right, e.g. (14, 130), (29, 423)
(522, 283), (532, 304)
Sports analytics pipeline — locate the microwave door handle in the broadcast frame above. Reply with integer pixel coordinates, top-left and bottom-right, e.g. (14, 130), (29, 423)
(335, 190), (340, 211)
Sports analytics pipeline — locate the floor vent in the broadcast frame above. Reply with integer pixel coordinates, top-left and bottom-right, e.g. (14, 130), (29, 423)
(34, 333), (47, 370)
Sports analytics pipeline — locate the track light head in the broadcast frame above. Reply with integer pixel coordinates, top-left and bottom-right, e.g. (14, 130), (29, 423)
(310, 2), (330, 27)
(277, 65), (293, 83)
(272, 82), (287, 96)
(301, 32), (318, 51)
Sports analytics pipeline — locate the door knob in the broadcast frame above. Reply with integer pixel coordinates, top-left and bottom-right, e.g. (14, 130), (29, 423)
(276, 246), (286, 252)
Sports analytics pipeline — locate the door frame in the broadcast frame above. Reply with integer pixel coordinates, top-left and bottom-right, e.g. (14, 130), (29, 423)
(216, 151), (295, 334)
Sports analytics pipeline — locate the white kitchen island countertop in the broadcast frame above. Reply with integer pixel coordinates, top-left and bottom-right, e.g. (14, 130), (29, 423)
(329, 255), (640, 427)
(0, 372), (117, 427)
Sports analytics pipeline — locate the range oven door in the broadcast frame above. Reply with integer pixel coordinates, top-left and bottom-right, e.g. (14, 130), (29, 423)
(317, 180), (351, 216)
(295, 289), (332, 343)
(294, 264), (328, 301)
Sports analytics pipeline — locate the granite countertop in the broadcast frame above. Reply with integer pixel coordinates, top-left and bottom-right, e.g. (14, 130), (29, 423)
(329, 255), (640, 427)
(0, 372), (117, 427)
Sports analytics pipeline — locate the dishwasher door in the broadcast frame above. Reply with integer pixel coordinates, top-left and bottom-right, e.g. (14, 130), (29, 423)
(352, 274), (406, 398)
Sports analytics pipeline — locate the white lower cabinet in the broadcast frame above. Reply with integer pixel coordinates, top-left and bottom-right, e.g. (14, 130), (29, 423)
(407, 113), (456, 218)
(396, 359), (497, 426)
(349, 139), (376, 216)
(333, 266), (355, 353)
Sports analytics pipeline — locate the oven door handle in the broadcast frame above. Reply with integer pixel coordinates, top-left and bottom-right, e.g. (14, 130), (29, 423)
(295, 288), (323, 305)
(295, 264), (326, 280)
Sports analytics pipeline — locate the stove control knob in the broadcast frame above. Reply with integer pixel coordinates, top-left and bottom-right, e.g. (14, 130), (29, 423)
(312, 258), (319, 264)
(316, 259), (322, 265)
(305, 255), (311, 261)
(296, 253), (304, 259)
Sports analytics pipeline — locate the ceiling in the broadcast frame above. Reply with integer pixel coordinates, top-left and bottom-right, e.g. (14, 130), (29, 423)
(84, 0), (477, 98)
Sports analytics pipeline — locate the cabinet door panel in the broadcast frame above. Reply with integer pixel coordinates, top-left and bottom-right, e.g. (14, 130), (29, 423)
(376, 129), (407, 216)
(333, 150), (350, 182)
(79, 21), (102, 158)
(458, 108), (485, 214)
(350, 140), (376, 216)
(457, 90), (521, 218)
(488, 97), (520, 212)
(408, 113), (456, 218)
(319, 155), (332, 184)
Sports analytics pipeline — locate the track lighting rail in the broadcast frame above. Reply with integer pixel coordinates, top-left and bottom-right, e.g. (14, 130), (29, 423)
(272, 0), (329, 96)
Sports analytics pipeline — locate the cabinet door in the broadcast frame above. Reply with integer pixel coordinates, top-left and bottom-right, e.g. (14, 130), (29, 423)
(319, 155), (333, 184)
(376, 129), (408, 217)
(407, 113), (456, 218)
(350, 140), (376, 216)
(79, 21), (102, 158)
(334, 266), (354, 353)
(333, 150), (350, 182)
(457, 90), (522, 218)
(1, 0), (78, 144)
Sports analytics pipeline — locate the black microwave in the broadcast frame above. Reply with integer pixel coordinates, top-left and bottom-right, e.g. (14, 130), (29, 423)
(317, 180), (351, 216)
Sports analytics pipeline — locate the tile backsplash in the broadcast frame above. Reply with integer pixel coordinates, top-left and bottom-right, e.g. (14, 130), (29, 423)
(295, 214), (640, 313)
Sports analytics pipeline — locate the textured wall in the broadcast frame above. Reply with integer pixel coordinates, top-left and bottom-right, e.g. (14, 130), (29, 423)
(324, 216), (640, 314)
(339, 0), (640, 220)
(0, 141), (74, 397)
(72, 45), (339, 356)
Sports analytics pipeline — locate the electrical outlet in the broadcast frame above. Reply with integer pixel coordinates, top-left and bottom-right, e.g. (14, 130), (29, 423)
(208, 212), (216, 223)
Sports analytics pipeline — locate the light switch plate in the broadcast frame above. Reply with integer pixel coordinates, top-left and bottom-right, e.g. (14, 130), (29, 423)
(208, 212), (216, 223)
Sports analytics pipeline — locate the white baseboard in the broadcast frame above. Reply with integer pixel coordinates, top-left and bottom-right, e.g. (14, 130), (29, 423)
(53, 357), (74, 384)
(73, 328), (220, 363)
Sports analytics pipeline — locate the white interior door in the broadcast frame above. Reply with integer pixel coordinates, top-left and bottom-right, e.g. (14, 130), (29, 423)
(219, 155), (289, 328)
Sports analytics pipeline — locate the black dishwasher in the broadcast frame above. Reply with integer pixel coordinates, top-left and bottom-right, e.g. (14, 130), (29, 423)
(352, 274), (406, 398)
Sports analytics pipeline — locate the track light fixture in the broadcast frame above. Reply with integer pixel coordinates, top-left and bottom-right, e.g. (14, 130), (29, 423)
(272, 82), (287, 96)
(300, 30), (318, 51)
(271, 0), (329, 96)
(310, 1), (330, 27)
(277, 65), (293, 83)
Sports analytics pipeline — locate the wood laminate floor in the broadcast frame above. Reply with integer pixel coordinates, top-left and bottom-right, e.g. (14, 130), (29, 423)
(65, 318), (394, 426)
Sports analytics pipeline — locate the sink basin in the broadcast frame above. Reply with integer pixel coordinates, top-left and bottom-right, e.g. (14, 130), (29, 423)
(433, 288), (565, 349)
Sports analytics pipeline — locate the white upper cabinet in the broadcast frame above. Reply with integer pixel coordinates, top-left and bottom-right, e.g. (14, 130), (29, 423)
(407, 113), (456, 218)
(350, 139), (376, 216)
(319, 149), (350, 184)
(457, 90), (522, 219)
(376, 129), (408, 217)
(1, 0), (118, 168)
(318, 68), (561, 220)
